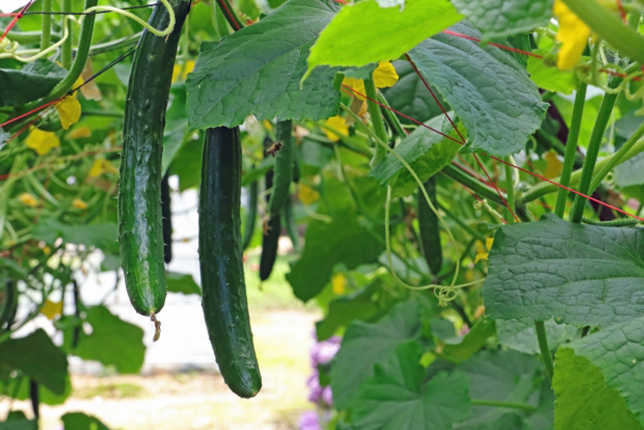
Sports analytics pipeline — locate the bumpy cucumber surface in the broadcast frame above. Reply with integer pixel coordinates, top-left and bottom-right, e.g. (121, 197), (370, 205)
(418, 176), (442, 275)
(161, 172), (173, 264)
(267, 120), (293, 217)
(241, 179), (258, 251)
(260, 142), (281, 281)
(119, 0), (190, 316)
(199, 126), (262, 398)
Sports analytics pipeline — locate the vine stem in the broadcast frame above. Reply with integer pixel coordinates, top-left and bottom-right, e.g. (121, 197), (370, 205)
(471, 399), (537, 412)
(442, 163), (506, 205)
(62, 0), (73, 69)
(569, 74), (621, 223)
(535, 321), (554, 380)
(364, 78), (388, 167)
(504, 158), (515, 221)
(216, 0), (244, 30)
(40, 0), (52, 51)
(554, 82), (587, 218)
(562, 0), (644, 65)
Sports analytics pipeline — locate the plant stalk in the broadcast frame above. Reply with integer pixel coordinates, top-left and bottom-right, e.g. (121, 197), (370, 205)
(62, 0), (73, 69)
(535, 320), (554, 380)
(40, 0), (53, 51)
(364, 78), (388, 167)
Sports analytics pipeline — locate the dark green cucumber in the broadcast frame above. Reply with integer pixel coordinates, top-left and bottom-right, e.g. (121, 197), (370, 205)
(267, 120), (293, 217)
(418, 177), (442, 275)
(282, 195), (301, 252)
(161, 172), (173, 264)
(199, 126), (262, 398)
(260, 140), (281, 281)
(241, 179), (258, 251)
(119, 0), (190, 317)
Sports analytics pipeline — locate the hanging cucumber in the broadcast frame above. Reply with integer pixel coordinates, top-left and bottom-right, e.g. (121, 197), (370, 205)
(417, 176), (442, 276)
(161, 172), (173, 264)
(266, 120), (293, 217)
(260, 139), (281, 281)
(241, 179), (258, 251)
(199, 126), (262, 399)
(118, 0), (191, 321)
(282, 196), (301, 252)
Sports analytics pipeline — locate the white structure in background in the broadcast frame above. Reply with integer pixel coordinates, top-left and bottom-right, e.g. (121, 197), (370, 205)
(0, 0), (32, 13)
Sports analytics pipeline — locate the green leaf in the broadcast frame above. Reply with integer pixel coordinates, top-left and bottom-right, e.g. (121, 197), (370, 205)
(162, 83), (189, 175)
(69, 306), (146, 374)
(348, 341), (471, 430)
(380, 60), (445, 125)
(370, 115), (462, 198)
(286, 217), (385, 302)
(170, 138), (203, 191)
(0, 329), (68, 395)
(441, 318), (496, 363)
(316, 280), (398, 341)
(0, 60), (66, 107)
(166, 272), (201, 295)
(451, 0), (552, 40)
(32, 219), (118, 253)
(615, 152), (644, 188)
(186, 0), (342, 130)
(307, 0), (463, 70)
(0, 420), (38, 430)
(454, 413), (530, 430)
(330, 301), (423, 409)
(483, 214), (644, 327)
(407, 22), (548, 157)
(554, 316), (644, 428)
(497, 318), (577, 355)
(527, 52), (577, 94)
(553, 347), (643, 430)
(61, 412), (110, 430)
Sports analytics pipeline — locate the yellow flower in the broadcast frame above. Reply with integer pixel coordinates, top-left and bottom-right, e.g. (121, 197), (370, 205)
(343, 61), (399, 100)
(323, 115), (349, 142)
(474, 237), (494, 263)
(43, 246), (51, 255)
(19, 193), (38, 207)
(553, 0), (591, 70)
(68, 126), (92, 139)
(40, 299), (63, 320)
(544, 150), (563, 179)
(474, 305), (486, 319)
(89, 158), (118, 177)
(172, 60), (196, 83)
(73, 198), (88, 210)
(332, 273), (346, 295)
(298, 183), (320, 205)
(56, 96), (82, 130)
(25, 128), (60, 155)
(263, 120), (274, 131)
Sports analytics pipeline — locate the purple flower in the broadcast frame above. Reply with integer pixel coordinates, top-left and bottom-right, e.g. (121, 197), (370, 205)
(307, 372), (323, 403)
(311, 336), (342, 366)
(299, 411), (322, 430)
(458, 324), (470, 336)
(321, 385), (333, 406)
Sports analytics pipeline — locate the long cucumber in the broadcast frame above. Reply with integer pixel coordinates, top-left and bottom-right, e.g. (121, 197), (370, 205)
(161, 172), (173, 264)
(241, 179), (258, 251)
(417, 177), (442, 276)
(266, 120), (293, 217)
(199, 127), (262, 398)
(119, 0), (190, 318)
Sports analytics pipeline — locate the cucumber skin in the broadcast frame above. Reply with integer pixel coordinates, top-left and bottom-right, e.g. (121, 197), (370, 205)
(119, 0), (190, 316)
(418, 177), (442, 276)
(241, 179), (258, 251)
(283, 196), (301, 252)
(260, 149), (281, 281)
(267, 120), (293, 217)
(200, 127), (262, 399)
(161, 172), (173, 264)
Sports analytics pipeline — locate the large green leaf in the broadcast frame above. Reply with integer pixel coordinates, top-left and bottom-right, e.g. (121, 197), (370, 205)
(307, 0), (463, 70)
(554, 316), (644, 428)
(330, 301), (423, 409)
(346, 341), (471, 430)
(497, 318), (577, 355)
(186, 0), (342, 130)
(407, 22), (548, 157)
(0, 59), (66, 107)
(483, 214), (644, 327)
(0, 329), (68, 395)
(380, 60), (446, 125)
(0, 420), (37, 430)
(451, 0), (552, 40)
(286, 217), (384, 302)
(370, 115), (462, 198)
(61, 412), (110, 430)
(553, 348), (643, 429)
(69, 306), (146, 374)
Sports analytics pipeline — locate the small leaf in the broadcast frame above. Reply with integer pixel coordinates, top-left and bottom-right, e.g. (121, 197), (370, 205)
(527, 51), (578, 94)
(0, 59), (66, 107)
(496, 318), (577, 355)
(61, 412), (110, 430)
(441, 318), (496, 363)
(166, 272), (201, 295)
